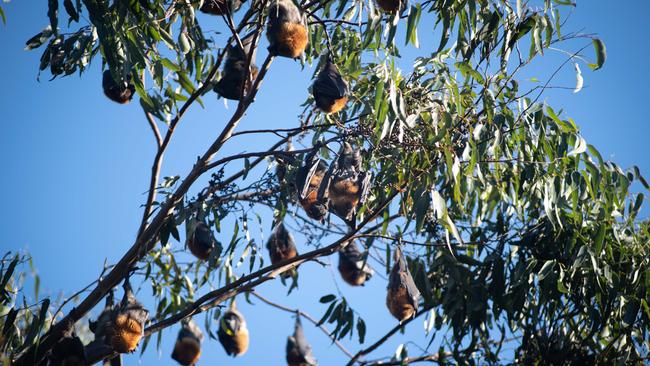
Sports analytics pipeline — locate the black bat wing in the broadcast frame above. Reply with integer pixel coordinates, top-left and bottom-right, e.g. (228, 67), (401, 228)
(314, 61), (348, 98)
(358, 171), (373, 205)
(296, 156), (322, 199)
(292, 318), (317, 365)
(193, 222), (216, 251)
(393, 253), (421, 308)
(315, 159), (335, 202)
(402, 270), (421, 308)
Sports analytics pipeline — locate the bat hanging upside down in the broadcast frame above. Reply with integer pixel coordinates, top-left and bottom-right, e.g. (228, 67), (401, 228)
(49, 329), (86, 366)
(217, 302), (250, 357)
(199, 0), (243, 15)
(267, 221), (298, 264)
(286, 316), (317, 366)
(312, 57), (349, 114)
(386, 246), (421, 322)
(102, 70), (135, 104)
(295, 147), (329, 222)
(327, 142), (372, 229)
(266, 0), (309, 58)
(337, 240), (374, 286)
(375, 0), (406, 13)
(104, 279), (149, 354)
(187, 221), (217, 261)
(171, 319), (204, 366)
(214, 39), (259, 101)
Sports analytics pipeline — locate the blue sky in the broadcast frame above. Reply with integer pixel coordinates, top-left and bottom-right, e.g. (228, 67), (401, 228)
(1, 2), (649, 365)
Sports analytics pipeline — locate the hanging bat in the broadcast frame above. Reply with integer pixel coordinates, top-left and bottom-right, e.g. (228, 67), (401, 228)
(105, 280), (149, 353)
(312, 57), (348, 114)
(295, 146), (330, 222)
(214, 40), (259, 101)
(266, 221), (298, 265)
(88, 291), (122, 366)
(217, 302), (249, 357)
(171, 319), (204, 366)
(375, 0), (406, 13)
(286, 316), (317, 366)
(49, 329), (86, 366)
(102, 70), (135, 104)
(187, 221), (216, 261)
(267, 0), (308, 58)
(328, 142), (372, 229)
(199, 0), (243, 15)
(386, 246), (421, 321)
(338, 241), (374, 286)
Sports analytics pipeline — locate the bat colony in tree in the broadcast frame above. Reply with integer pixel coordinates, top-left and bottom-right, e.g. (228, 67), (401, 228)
(10, 0), (646, 364)
(53, 0), (416, 364)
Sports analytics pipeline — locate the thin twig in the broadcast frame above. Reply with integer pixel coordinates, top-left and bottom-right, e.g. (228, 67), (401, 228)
(361, 353), (450, 365)
(143, 110), (163, 148)
(250, 291), (355, 358)
(346, 307), (433, 366)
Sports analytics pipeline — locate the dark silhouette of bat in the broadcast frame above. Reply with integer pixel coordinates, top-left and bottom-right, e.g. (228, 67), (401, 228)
(102, 70), (135, 104)
(375, 0), (406, 13)
(171, 319), (204, 366)
(286, 316), (317, 366)
(49, 329), (86, 366)
(187, 221), (216, 261)
(214, 40), (259, 101)
(338, 241), (374, 286)
(199, 0), (243, 15)
(312, 58), (348, 114)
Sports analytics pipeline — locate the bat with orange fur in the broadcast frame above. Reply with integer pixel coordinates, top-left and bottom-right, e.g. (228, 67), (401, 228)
(386, 246), (421, 321)
(312, 58), (348, 114)
(171, 319), (204, 366)
(295, 147), (329, 222)
(267, 0), (309, 58)
(104, 280), (149, 354)
(337, 241), (374, 286)
(217, 302), (249, 357)
(267, 221), (298, 265)
(327, 142), (372, 229)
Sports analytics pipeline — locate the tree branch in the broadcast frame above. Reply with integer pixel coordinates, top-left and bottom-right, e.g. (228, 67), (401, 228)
(145, 186), (404, 336)
(12, 49), (276, 366)
(345, 307), (433, 366)
(361, 353), (451, 365)
(135, 45), (229, 239)
(250, 291), (355, 359)
(143, 110), (162, 148)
